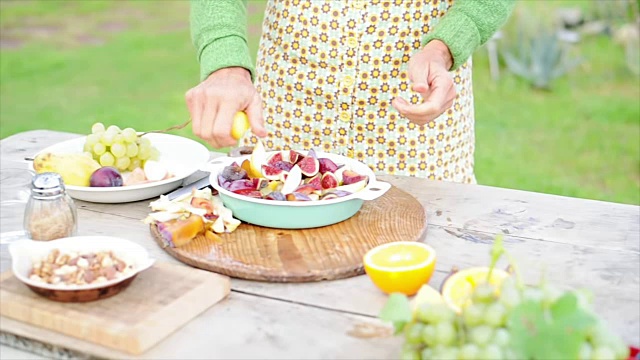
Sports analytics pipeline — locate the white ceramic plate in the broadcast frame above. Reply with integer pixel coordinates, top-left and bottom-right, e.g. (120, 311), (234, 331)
(9, 236), (155, 291)
(30, 133), (211, 203)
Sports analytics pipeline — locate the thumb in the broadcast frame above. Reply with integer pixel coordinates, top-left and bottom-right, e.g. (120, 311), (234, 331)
(408, 56), (430, 94)
(245, 93), (266, 137)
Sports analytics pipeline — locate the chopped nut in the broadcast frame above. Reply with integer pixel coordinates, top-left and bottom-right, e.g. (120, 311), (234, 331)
(29, 249), (132, 288)
(46, 249), (59, 264)
(104, 266), (117, 280)
(55, 254), (70, 265)
(76, 257), (89, 268)
(84, 270), (96, 283)
(115, 259), (126, 272)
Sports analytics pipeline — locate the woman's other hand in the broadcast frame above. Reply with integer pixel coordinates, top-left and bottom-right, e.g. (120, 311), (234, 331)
(392, 40), (456, 126)
(185, 67), (267, 149)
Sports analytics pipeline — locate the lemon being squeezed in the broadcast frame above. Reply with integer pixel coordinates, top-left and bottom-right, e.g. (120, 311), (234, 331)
(231, 111), (251, 140)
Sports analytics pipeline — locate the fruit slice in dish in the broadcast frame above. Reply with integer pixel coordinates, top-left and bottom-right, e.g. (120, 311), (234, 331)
(363, 242), (436, 296)
(157, 214), (205, 248)
(249, 140), (267, 178)
(280, 164), (302, 195)
(440, 267), (510, 313)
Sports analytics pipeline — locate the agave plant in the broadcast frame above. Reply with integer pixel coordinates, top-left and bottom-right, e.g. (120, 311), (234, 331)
(502, 27), (583, 90)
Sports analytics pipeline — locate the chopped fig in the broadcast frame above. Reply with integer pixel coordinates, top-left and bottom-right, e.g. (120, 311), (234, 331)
(305, 173), (323, 190)
(307, 148), (318, 159)
(221, 165), (248, 181)
(297, 156), (320, 177)
(341, 170), (368, 185)
(334, 166), (347, 184)
(308, 193), (320, 201)
(267, 152), (283, 166)
(321, 172), (339, 189)
(265, 191), (286, 201)
(261, 164), (286, 181)
(232, 189), (262, 198)
(318, 157), (339, 174)
(273, 160), (294, 172)
(286, 192), (312, 201)
(320, 193), (339, 200)
(228, 179), (255, 192)
(288, 150), (302, 164)
(252, 178), (269, 190)
(294, 184), (317, 195)
(217, 175), (232, 190)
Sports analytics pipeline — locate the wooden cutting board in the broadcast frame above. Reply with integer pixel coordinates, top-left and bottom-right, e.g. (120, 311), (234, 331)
(151, 185), (427, 282)
(0, 262), (230, 355)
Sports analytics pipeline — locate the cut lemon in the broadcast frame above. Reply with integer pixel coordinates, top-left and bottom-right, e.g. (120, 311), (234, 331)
(363, 242), (436, 296)
(231, 111), (250, 140)
(440, 267), (510, 313)
(411, 284), (444, 311)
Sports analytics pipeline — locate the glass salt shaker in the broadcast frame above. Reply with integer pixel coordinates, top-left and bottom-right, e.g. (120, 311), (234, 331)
(24, 172), (78, 241)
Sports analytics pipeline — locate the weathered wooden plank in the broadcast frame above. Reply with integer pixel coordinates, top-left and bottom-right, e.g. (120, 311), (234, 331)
(382, 175), (640, 253)
(1, 292), (402, 360)
(3, 207), (636, 345)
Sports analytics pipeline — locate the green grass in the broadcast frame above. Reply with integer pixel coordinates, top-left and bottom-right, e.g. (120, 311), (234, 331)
(1, 0), (638, 205)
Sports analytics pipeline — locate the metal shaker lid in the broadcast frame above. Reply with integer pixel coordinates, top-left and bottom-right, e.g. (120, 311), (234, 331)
(31, 172), (66, 198)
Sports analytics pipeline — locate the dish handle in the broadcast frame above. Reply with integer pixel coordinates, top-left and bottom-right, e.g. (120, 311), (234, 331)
(352, 181), (392, 201)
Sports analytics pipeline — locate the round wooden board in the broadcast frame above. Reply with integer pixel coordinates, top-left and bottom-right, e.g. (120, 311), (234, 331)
(150, 185), (426, 282)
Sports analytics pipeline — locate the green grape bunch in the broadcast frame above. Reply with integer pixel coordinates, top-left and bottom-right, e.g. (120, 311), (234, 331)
(382, 237), (631, 360)
(83, 122), (160, 172)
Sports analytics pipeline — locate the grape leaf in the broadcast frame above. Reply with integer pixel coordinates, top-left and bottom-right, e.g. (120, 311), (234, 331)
(508, 292), (597, 360)
(378, 293), (412, 334)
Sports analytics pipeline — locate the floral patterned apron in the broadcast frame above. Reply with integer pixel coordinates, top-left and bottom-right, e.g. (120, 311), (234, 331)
(245, 0), (476, 183)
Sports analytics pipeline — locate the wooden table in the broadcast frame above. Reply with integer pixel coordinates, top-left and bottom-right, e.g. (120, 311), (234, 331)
(1, 130), (639, 359)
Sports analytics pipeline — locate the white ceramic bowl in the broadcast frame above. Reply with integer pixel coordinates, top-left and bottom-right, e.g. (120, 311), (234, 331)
(205, 150), (392, 229)
(30, 133), (210, 203)
(9, 236), (155, 302)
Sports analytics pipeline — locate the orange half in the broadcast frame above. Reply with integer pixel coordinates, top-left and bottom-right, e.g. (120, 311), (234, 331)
(363, 242), (436, 296)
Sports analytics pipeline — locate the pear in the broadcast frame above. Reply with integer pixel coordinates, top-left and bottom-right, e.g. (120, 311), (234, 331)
(33, 152), (101, 186)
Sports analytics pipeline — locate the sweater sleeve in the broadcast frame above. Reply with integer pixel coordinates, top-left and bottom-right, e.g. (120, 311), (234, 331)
(190, 0), (255, 82)
(422, 0), (516, 70)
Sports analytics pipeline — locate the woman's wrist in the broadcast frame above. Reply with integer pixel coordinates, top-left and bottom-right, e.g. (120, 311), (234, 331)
(422, 40), (454, 71)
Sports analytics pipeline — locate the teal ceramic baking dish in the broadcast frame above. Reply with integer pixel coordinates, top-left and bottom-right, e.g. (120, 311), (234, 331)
(207, 150), (391, 229)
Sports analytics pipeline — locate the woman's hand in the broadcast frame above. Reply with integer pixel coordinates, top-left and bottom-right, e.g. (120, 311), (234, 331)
(392, 40), (456, 126)
(185, 67), (267, 149)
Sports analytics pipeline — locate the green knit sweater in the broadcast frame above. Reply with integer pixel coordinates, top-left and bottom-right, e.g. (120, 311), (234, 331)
(190, 0), (516, 81)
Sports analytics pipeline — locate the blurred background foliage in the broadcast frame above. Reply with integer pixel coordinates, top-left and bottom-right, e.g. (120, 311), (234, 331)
(0, 0), (638, 205)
